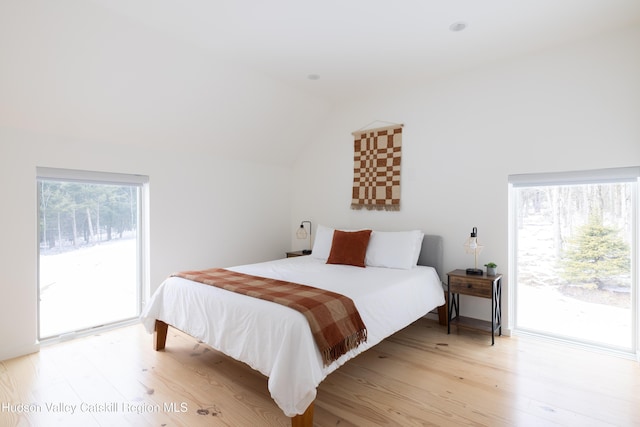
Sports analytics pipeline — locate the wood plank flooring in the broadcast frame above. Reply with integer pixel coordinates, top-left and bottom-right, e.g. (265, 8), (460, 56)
(1, 319), (639, 426)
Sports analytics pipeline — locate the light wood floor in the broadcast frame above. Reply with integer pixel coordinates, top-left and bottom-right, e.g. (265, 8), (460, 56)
(1, 319), (639, 426)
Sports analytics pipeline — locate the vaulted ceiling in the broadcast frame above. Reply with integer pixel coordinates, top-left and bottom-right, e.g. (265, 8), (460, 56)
(90, 0), (640, 103)
(1, 1), (639, 165)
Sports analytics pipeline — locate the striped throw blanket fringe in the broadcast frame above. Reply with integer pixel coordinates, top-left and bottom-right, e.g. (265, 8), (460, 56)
(171, 268), (367, 366)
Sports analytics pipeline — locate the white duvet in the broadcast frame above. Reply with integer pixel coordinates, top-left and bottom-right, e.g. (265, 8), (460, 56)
(140, 256), (444, 417)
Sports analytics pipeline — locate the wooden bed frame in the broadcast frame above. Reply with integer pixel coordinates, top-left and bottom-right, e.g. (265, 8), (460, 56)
(152, 235), (447, 427)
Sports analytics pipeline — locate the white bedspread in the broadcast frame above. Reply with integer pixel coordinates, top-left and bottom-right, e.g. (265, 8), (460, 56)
(140, 256), (444, 417)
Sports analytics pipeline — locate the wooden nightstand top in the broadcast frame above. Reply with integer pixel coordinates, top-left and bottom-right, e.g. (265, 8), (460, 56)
(286, 250), (311, 258)
(448, 269), (502, 280)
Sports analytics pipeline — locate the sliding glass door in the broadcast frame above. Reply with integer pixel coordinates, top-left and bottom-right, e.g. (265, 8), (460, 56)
(37, 168), (148, 340)
(510, 168), (638, 355)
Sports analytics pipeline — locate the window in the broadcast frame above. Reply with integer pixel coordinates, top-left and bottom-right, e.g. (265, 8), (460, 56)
(37, 167), (149, 340)
(509, 167), (638, 356)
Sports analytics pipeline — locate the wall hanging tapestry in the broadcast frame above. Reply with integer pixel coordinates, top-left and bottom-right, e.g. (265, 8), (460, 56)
(351, 124), (403, 211)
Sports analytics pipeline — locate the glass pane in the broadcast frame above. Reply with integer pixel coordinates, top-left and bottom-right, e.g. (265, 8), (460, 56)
(38, 180), (140, 339)
(515, 183), (633, 351)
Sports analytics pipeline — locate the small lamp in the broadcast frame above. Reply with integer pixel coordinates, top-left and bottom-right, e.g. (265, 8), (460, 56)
(296, 221), (312, 254)
(464, 227), (484, 275)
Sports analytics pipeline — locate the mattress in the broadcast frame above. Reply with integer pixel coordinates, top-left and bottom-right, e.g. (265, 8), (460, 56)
(140, 255), (445, 416)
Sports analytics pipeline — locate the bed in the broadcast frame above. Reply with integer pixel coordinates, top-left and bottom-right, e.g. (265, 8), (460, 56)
(140, 228), (446, 426)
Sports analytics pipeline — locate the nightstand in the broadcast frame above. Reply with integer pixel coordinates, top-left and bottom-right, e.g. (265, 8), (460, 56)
(447, 269), (502, 345)
(286, 250), (310, 258)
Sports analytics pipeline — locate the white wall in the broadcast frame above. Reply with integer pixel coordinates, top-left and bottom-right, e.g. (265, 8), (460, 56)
(0, 0), (331, 361)
(0, 128), (297, 361)
(290, 25), (640, 329)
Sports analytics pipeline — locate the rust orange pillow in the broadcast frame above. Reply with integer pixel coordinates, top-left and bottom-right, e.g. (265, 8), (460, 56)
(326, 229), (372, 267)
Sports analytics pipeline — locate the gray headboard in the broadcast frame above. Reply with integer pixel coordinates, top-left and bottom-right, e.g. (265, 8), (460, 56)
(417, 234), (444, 282)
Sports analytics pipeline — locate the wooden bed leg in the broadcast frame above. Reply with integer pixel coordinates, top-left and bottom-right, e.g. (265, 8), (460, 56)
(154, 320), (168, 351)
(437, 291), (448, 326)
(291, 402), (314, 427)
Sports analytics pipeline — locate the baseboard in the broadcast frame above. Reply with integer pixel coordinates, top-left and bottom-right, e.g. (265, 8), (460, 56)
(0, 343), (40, 362)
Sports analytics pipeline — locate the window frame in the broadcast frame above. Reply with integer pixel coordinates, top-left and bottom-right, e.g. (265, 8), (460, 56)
(508, 166), (639, 358)
(36, 167), (150, 342)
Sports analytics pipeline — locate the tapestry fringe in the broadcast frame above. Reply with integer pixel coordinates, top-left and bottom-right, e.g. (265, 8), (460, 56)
(351, 203), (400, 212)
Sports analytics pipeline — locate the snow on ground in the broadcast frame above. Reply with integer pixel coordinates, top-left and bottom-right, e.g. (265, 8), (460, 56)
(517, 284), (631, 349)
(39, 238), (138, 338)
(516, 213), (632, 351)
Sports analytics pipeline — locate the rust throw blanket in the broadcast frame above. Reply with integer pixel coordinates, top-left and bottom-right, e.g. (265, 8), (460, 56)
(171, 268), (367, 366)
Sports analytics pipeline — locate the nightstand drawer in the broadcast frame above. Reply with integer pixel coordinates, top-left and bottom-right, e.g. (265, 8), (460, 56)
(449, 278), (492, 298)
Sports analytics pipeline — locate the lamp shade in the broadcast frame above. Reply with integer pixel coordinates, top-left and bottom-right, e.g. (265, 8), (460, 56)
(296, 221), (312, 254)
(296, 225), (308, 239)
(464, 227), (484, 275)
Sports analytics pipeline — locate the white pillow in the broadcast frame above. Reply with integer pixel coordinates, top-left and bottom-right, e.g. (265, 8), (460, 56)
(310, 224), (335, 260)
(365, 230), (424, 269)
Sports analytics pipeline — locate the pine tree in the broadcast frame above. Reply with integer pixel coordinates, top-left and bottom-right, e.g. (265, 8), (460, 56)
(560, 218), (630, 288)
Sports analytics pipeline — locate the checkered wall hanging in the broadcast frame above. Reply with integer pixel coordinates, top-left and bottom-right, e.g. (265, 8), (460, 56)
(351, 124), (403, 211)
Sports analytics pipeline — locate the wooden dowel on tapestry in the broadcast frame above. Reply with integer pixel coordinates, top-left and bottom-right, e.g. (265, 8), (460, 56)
(351, 123), (403, 136)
